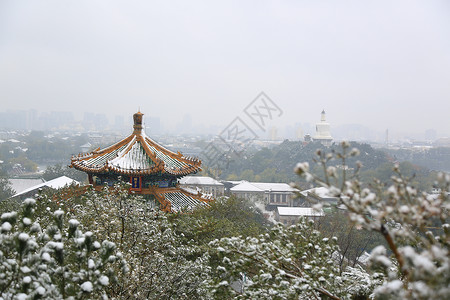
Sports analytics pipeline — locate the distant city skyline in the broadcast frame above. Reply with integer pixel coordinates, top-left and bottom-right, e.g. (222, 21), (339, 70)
(0, 108), (444, 143)
(1, 1), (449, 138)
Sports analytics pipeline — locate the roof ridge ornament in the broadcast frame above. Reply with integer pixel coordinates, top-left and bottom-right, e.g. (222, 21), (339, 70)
(133, 111), (144, 134)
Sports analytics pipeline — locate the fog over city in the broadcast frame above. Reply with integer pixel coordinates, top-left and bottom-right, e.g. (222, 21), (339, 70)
(1, 0), (449, 140)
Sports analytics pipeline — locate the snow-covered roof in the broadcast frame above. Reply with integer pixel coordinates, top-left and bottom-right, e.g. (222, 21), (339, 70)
(10, 178), (45, 194)
(154, 188), (210, 212)
(179, 186), (200, 195)
(231, 181), (298, 193)
(277, 206), (324, 217)
(179, 176), (223, 186)
(300, 187), (333, 198)
(227, 180), (246, 185)
(230, 181), (264, 192)
(12, 176), (79, 198)
(45, 176), (79, 189)
(251, 182), (298, 192)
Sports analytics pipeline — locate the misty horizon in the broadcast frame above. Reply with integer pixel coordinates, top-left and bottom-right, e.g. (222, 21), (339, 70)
(1, 1), (449, 139)
(0, 107), (444, 143)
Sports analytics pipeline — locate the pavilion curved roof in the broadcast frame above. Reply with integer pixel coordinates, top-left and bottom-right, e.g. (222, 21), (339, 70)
(71, 113), (201, 176)
(153, 187), (211, 212)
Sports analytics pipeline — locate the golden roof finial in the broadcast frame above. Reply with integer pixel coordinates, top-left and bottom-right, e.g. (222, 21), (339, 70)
(133, 111), (144, 134)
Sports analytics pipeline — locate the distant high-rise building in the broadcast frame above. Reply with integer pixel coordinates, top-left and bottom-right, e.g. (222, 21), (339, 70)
(83, 112), (108, 130)
(176, 114), (192, 135)
(269, 126), (278, 141)
(49, 111), (74, 129)
(385, 129), (389, 146)
(313, 110), (333, 146)
(425, 129), (437, 141)
(26, 109), (37, 130)
(0, 110), (28, 130)
(296, 126), (304, 140)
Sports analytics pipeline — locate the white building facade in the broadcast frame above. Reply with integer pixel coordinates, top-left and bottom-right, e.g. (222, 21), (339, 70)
(229, 181), (298, 210)
(275, 207), (324, 225)
(178, 176), (225, 198)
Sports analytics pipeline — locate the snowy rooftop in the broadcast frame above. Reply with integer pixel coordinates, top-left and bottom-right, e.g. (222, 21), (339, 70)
(300, 187), (334, 198)
(12, 176), (79, 198)
(230, 181), (264, 192)
(277, 207), (324, 217)
(9, 178), (45, 195)
(231, 181), (298, 193)
(156, 189), (209, 212)
(179, 176), (223, 186)
(179, 186), (200, 195)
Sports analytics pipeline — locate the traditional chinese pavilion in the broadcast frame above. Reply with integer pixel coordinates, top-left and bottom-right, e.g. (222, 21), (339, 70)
(70, 111), (210, 212)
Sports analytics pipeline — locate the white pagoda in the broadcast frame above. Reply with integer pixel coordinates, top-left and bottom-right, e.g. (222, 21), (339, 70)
(313, 110), (333, 146)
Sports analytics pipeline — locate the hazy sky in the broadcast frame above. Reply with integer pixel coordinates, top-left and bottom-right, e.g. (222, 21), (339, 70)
(1, 0), (449, 137)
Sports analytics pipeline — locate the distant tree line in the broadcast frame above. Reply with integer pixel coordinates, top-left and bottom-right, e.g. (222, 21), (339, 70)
(383, 147), (450, 173)
(210, 140), (438, 191)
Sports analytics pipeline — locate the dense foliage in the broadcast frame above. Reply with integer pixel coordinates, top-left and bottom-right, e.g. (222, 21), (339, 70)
(32, 184), (210, 299)
(170, 196), (269, 246)
(23, 131), (88, 165)
(73, 186), (211, 299)
(0, 167), (14, 202)
(208, 220), (377, 299)
(295, 142), (450, 299)
(384, 147), (450, 173)
(217, 141), (387, 182)
(0, 131), (88, 176)
(0, 199), (126, 299)
(315, 210), (384, 273)
(359, 161), (437, 191)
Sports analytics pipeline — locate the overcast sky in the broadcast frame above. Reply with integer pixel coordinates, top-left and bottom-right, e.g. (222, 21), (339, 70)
(1, 0), (449, 138)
